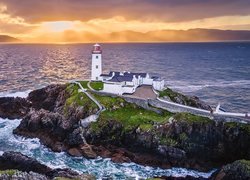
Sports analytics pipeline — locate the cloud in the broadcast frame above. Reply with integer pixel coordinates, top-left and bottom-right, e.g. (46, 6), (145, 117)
(1, 0), (250, 23)
(0, 3), (37, 36)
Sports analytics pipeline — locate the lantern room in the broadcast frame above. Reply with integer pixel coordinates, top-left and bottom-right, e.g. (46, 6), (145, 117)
(92, 43), (102, 54)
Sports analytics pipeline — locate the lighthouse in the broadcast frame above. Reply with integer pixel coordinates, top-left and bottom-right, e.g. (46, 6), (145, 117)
(91, 44), (102, 81)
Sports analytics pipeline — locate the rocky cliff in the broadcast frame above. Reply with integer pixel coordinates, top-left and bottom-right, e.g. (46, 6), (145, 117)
(0, 84), (250, 176)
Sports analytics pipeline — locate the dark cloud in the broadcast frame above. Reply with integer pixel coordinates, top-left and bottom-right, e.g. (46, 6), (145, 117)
(1, 0), (250, 23)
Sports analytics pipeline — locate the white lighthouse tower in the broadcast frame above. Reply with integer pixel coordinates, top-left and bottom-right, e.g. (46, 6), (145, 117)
(91, 44), (102, 81)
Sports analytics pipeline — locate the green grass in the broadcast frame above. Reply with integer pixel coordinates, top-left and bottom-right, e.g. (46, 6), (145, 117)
(225, 122), (250, 134)
(159, 88), (180, 99)
(78, 81), (89, 89)
(90, 81), (103, 91)
(174, 112), (212, 124)
(102, 106), (170, 131)
(91, 92), (126, 109)
(0, 170), (17, 176)
(90, 92), (173, 132)
(64, 83), (98, 113)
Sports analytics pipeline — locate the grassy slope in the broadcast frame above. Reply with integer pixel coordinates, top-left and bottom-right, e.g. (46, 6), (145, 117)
(158, 88), (198, 107)
(90, 92), (172, 132)
(64, 84), (98, 114)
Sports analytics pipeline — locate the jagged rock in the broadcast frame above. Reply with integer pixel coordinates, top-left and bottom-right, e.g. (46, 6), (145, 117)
(27, 84), (68, 112)
(13, 108), (76, 150)
(0, 151), (51, 175)
(157, 145), (186, 159)
(0, 97), (30, 119)
(67, 127), (86, 146)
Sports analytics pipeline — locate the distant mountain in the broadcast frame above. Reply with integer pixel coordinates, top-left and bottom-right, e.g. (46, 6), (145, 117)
(145, 29), (250, 42)
(48, 28), (250, 43)
(0, 35), (20, 42)
(105, 29), (250, 42)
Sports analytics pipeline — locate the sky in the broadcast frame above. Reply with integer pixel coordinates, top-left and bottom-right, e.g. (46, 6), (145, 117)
(0, 0), (250, 43)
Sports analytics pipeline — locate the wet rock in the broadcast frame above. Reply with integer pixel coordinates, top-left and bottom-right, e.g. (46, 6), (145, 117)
(79, 144), (97, 159)
(14, 108), (74, 147)
(0, 151), (94, 179)
(0, 151), (51, 175)
(68, 148), (82, 157)
(0, 97), (30, 119)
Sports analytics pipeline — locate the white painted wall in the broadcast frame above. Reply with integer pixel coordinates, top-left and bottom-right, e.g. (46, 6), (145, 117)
(103, 83), (123, 95)
(142, 78), (153, 85)
(153, 80), (165, 90)
(122, 86), (136, 94)
(91, 54), (102, 81)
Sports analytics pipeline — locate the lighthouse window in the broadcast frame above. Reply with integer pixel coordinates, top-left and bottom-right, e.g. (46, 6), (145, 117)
(96, 65), (98, 69)
(96, 56), (98, 59)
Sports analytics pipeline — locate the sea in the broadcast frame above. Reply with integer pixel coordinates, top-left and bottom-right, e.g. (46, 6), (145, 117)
(0, 42), (249, 179)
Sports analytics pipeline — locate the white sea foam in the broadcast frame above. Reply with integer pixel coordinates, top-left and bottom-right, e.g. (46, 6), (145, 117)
(167, 80), (250, 93)
(0, 90), (31, 98)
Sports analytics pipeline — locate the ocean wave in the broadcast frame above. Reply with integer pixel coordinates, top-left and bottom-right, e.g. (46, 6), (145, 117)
(167, 80), (250, 93)
(0, 118), (216, 179)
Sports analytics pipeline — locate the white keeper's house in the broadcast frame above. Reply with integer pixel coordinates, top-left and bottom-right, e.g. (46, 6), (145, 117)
(91, 44), (165, 95)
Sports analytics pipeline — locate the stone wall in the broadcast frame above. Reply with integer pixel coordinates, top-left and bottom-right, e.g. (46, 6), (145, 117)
(148, 99), (212, 118)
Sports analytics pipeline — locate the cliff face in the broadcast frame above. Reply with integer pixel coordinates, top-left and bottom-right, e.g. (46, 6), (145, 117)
(0, 84), (250, 173)
(84, 112), (250, 171)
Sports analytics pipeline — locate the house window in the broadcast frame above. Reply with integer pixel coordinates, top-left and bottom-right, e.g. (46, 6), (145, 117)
(96, 65), (98, 69)
(96, 56), (98, 59)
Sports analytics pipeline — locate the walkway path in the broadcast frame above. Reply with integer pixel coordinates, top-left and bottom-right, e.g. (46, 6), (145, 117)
(74, 81), (105, 127)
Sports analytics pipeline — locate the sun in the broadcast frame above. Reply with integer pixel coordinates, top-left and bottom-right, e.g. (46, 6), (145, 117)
(42, 21), (75, 32)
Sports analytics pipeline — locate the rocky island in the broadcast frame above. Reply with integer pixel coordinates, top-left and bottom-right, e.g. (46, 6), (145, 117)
(0, 83), (250, 179)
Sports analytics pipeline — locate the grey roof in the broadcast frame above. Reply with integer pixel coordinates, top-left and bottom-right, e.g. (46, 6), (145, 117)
(108, 75), (133, 82)
(102, 71), (148, 83)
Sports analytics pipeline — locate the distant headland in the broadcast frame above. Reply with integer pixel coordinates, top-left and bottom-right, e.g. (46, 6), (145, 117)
(0, 35), (20, 43)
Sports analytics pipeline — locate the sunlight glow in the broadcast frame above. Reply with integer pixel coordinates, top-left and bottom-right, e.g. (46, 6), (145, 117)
(42, 21), (75, 32)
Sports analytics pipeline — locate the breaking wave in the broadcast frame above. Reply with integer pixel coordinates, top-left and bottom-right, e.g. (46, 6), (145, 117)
(0, 90), (31, 98)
